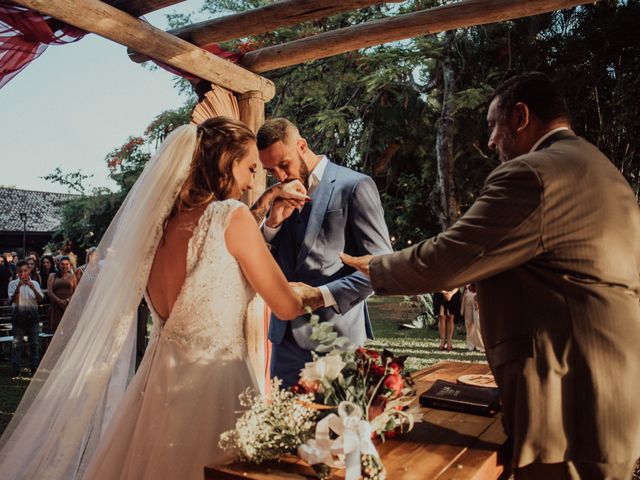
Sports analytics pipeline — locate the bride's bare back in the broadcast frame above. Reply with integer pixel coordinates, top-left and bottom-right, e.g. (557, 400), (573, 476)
(147, 201), (303, 322)
(147, 205), (207, 321)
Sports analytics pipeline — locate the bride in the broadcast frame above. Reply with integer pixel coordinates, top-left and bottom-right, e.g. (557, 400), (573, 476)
(0, 117), (309, 479)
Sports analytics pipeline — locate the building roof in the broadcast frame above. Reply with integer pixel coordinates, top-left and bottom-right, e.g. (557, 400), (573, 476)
(0, 187), (76, 233)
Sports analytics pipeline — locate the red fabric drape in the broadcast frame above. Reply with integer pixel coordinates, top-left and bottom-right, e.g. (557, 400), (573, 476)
(0, 2), (85, 89)
(0, 2), (248, 90)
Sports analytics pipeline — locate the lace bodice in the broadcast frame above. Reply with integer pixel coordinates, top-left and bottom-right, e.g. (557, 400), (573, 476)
(152, 199), (255, 359)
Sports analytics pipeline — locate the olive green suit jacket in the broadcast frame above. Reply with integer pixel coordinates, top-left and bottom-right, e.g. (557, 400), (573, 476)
(371, 131), (640, 469)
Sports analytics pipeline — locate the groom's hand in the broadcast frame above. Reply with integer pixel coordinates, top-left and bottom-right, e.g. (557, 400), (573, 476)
(251, 179), (309, 225)
(266, 198), (299, 228)
(289, 282), (324, 312)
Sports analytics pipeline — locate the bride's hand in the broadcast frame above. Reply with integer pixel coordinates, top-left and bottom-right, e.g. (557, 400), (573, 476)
(272, 179), (310, 206)
(289, 281), (324, 313)
(339, 253), (373, 277)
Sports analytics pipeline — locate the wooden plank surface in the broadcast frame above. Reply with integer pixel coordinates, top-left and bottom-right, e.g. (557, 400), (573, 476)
(206, 361), (508, 480)
(12, 0), (276, 100)
(239, 0), (596, 72)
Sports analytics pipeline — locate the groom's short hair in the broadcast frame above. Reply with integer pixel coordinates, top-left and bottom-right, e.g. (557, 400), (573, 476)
(257, 118), (299, 150)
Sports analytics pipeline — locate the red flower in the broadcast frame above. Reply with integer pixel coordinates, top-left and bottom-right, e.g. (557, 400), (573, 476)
(385, 429), (398, 439)
(357, 348), (381, 362)
(299, 378), (320, 394)
(383, 374), (404, 397)
(370, 364), (385, 377)
(387, 362), (402, 375)
(107, 157), (121, 171)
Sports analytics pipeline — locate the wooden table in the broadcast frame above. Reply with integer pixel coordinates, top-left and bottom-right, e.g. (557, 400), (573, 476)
(206, 361), (510, 480)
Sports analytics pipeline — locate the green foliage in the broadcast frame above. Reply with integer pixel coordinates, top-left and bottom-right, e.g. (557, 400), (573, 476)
(49, 0), (640, 251)
(40, 168), (94, 195)
(309, 314), (351, 353)
(401, 294), (436, 329)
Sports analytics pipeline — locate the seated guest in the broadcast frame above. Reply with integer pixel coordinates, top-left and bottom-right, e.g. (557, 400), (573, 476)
(433, 288), (461, 351)
(39, 255), (56, 285)
(25, 257), (41, 286)
(4, 252), (16, 279)
(8, 260), (44, 376)
(26, 251), (40, 265)
(61, 240), (78, 269)
(39, 255), (57, 325)
(461, 283), (484, 352)
(75, 247), (97, 284)
(47, 256), (76, 333)
(0, 254), (12, 302)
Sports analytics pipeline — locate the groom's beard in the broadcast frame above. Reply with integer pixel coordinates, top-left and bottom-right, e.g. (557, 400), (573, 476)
(297, 153), (311, 189)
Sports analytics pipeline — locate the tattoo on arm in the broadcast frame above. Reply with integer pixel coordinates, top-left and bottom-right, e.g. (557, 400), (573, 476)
(250, 204), (269, 224)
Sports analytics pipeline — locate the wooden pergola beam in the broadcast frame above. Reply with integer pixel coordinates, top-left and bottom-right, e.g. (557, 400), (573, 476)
(111, 0), (185, 17)
(239, 0), (597, 73)
(12, 0), (275, 100)
(128, 0), (401, 63)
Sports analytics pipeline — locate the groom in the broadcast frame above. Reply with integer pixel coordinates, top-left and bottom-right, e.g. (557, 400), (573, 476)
(251, 118), (392, 387)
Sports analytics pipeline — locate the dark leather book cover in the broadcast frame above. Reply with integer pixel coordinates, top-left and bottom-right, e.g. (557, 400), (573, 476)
(419, 379), (501, 417)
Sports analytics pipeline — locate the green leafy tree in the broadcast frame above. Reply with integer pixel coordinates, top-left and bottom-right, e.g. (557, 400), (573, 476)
(48, 0), (640, 253)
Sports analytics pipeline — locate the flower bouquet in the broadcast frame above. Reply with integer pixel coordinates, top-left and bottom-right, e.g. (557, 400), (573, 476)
(219, 316), (421, 479)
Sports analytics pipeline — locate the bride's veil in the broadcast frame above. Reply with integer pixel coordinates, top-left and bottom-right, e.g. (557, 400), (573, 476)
(0, 124), (198, 478)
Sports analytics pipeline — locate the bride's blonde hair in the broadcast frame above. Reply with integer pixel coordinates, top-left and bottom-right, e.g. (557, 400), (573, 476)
(174, 116), (255, 213)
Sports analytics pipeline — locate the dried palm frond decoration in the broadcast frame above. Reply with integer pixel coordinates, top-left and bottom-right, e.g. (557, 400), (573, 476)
(191, 84), (240, 124)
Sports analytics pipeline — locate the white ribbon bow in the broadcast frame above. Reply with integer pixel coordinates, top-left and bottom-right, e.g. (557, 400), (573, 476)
(298, 401), (380, 480)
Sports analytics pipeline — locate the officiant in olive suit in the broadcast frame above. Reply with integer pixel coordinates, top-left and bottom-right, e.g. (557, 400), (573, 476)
(342, 73), (640, 479)
(250, 117), (392, 388)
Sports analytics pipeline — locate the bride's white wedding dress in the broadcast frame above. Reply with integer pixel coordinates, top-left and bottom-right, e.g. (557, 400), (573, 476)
(82, 199), (257, 480)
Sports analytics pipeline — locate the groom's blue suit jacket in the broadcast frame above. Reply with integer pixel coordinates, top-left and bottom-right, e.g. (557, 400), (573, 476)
(268, 160), (392, 350)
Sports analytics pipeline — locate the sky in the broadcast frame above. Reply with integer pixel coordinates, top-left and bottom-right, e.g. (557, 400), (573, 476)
(0, 1), (206, 194)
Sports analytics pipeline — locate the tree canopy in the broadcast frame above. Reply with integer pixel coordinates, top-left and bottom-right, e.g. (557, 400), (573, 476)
(49, 0), (639, 252)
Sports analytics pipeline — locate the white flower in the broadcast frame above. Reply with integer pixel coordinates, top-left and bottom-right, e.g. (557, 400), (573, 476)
(300, 354), (346, 383)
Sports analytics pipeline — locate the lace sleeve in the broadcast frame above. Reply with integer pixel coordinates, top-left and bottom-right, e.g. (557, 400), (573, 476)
(187, 199), (249, 273)
(213, 198), (250, 231)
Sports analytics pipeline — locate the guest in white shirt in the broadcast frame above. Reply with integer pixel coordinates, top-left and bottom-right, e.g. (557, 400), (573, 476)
(8, 260), (43, 376)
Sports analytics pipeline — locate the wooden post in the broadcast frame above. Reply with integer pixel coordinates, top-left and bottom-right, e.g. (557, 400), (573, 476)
(239, 92), (267, 205)
(239, 92), (270, 394)
(239, 0), (596, 72)
(12, 0), (275, 100)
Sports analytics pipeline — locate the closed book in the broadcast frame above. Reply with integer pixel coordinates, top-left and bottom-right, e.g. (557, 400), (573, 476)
(419, 379), (501, 417)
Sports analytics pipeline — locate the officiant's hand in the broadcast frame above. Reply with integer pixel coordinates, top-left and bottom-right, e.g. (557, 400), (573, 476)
(289, 282), (324, 312)
(339, 253), (373, 277)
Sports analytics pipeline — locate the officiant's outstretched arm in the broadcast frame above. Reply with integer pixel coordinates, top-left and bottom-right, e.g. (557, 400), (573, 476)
(254, 117), (392, 388)
(342, 72), (640, 480)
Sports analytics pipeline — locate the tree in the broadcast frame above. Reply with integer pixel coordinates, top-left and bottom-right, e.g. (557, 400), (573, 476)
(49, 0), (640, 251)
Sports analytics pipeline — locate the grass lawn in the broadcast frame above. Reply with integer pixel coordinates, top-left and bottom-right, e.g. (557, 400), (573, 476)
(0, 361), (30, 436)
(366, 295), (487, 372)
